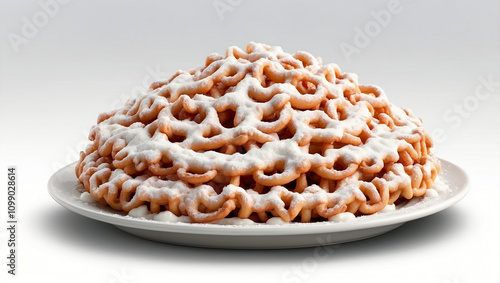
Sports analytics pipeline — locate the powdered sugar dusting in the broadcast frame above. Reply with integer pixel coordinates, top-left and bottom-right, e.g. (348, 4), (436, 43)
(117, 175), (449, 225)
(76, 42), (441, 224)
(80, 191), (96, 203)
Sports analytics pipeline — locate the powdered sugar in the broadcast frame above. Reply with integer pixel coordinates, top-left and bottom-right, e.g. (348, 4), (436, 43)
(79, 191), (96, 203)
(94, 44), (422, 181)
(77, 42), (441, 223)
(121, 175), (449, 225)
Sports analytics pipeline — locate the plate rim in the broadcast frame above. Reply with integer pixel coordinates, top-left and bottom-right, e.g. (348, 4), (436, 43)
(48, 158), (470, 237)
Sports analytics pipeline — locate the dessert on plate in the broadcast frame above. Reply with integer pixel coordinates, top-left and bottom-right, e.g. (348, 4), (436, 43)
(76, 42), (440, 224)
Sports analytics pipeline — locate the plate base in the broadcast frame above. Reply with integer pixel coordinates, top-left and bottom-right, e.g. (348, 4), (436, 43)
(115, 223), (405, 249)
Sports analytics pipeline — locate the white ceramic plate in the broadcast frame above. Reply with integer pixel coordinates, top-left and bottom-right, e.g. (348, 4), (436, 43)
(48, 159), (469, 249)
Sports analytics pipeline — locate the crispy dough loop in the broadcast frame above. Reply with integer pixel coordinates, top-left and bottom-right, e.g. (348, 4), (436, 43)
(177, 168), (218, 184)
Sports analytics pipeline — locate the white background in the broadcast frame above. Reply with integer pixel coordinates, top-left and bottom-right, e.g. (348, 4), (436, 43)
(1, 0), (499, 282)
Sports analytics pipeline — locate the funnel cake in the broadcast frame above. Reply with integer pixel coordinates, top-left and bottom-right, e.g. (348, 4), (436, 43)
(76, 42), (440, 224)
